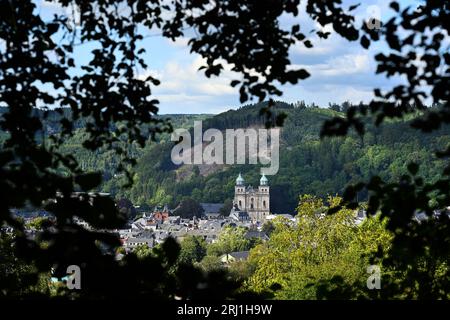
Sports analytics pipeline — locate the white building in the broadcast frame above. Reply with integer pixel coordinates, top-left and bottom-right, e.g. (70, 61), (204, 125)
(233, 173), (270, 222)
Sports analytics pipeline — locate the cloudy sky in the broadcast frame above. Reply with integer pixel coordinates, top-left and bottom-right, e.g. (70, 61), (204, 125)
(38, 0), (417, 114)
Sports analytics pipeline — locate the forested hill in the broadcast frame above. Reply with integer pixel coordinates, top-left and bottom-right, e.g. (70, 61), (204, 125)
(161, 102), (447, 214)
(1, 103), (449, 214)
(100, 102), (449, 214)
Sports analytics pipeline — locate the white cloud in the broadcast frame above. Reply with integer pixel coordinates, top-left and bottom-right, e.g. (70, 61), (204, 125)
(138, 56), (241, 113)
(167, 37), (191, 48)
(135, 0), (410, 113)
(141, 56), (239, 97)
(157, 93), (210, 104)
(313, 53), (372, 76)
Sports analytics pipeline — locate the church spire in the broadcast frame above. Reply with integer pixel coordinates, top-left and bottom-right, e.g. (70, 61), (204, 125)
(260, 173), (268, 186)
(236, 173), (245, 186)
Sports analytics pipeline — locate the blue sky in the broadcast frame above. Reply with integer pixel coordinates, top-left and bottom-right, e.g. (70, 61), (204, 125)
(37, 0), (418, 114)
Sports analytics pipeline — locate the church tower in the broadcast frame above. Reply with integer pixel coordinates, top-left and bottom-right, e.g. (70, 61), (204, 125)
(234, 173), (246, 211)
(257, 174), (270, 221)
(233, 173), (270, 222)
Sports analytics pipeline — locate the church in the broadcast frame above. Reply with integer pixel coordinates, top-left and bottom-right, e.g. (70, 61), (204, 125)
(232, 173), (270, 222)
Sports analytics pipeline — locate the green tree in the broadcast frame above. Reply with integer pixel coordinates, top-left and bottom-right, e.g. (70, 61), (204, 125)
(207, 226), (251, 257)
(261, 221), (275, 237)
(178, 236), (207, 265)
(199, 255), (224, 273)
(219, 199), (233, 217)
(27, 217), (51, 230)
(246, 195), (392, 299)
(150, 187), (173, 208)
(133, 244), (153, 260)
(172, 198), (204, 219)
(0, 234), (51, 297)
(117, 198), (137, 220)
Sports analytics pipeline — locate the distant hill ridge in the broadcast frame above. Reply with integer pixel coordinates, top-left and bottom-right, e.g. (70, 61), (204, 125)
(1, 102), (449, 214)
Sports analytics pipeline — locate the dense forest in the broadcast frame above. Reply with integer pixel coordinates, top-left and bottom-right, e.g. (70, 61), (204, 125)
(3, 102), (447, 215)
